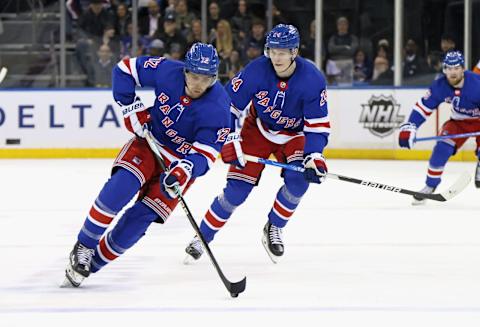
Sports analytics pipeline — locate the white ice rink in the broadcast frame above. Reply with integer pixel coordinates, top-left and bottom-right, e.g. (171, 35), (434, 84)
(1, 158), (480, 326)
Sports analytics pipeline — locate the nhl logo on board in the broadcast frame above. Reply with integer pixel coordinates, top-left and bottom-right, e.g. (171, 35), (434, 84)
(359, 95), (404, 138)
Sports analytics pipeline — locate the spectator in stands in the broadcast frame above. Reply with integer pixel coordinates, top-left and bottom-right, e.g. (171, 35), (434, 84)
(231, 0), (251, 46)
(114, 2), (131, 38)
(163, 0), (178, 16)
(78, 0), (114, 39)
(440, 33), (456, 57)
(76, 0), (114, 86)
(371, 40), (392, 84)
(242, 19), (266, 61)
(148, 38), (165, 56)
(370, 56), (392, 85)
(427, 51), (444, 80)
(167, 43), (182, 60)
(92, 44), (115, 87)
(402, 38), (428, 79)
(212, 20), (234, 61)
(271, 3), (288, 26)
(327, 16), (358, 61)
(244, 41), (262, 64)
(120, 23), (144, 58)
(226, 49), (243, 80)
(154, 11), (187, 58)
(300, 19), (326, 63)
(186, 18), (203, 47)
(138, 0), (162, 38)
(353, 49), (372, 82)
(376, 39), (390, 59)
(207, 1), (221, 38)
(175, 0), (196, 37)
(97, 25), (120, 58)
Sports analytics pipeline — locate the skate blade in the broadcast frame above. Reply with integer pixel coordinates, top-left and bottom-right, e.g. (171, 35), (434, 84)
(60, 276), (77, 288)
(183, 254), (198, 265)
(261, 236), (279, 264)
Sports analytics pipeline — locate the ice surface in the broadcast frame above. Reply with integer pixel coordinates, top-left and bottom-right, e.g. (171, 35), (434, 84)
(1, 158), (479, 326)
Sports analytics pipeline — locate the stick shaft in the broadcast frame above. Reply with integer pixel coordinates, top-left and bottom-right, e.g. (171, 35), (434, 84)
(415, 131), (480, 142)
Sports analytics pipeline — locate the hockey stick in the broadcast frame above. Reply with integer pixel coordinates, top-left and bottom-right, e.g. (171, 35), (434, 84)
(0, 67), (7, 84)
(415, 131), (480, 142)
(244, 154), (471, 202)
(144, 131), (246, 298)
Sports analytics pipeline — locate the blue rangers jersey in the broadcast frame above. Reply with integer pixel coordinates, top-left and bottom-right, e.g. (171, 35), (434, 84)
(112, 57), (231, 177)
(408, 71), (480, 127)
(226, 55), (330, 155)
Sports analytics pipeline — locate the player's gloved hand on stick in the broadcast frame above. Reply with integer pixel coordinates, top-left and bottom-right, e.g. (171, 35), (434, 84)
(160, 159), (193, 199)
(221, 132), (246, 168)
(398, 122), (417, 149)
(118, 96), (151, 138)
(303, 153), (327, 184)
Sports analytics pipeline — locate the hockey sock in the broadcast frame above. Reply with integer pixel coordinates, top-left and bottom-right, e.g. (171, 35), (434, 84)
(425, 141), (455, 188)
(268, 168), (308, 228)
(200, 179), (254, 242)
(78, 168), (141, 249)
(91, 201), (158, 273)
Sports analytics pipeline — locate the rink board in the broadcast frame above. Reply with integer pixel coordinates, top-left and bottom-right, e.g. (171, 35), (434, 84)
(0, 88), (477, 160)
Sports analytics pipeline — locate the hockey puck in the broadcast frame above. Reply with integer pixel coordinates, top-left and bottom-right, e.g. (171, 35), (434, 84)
(230, 293), (239, 298)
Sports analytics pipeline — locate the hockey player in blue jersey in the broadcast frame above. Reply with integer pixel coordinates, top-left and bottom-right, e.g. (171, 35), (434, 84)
(184, 24), (330, 263)
(398, 51), (480, 204)
(63, 43), (231, 287)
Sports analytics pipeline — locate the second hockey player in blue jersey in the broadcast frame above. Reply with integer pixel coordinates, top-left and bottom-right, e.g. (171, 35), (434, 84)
(185, 24), (330, 263)
(63, 43), (231, 287)
(398, 51), (480, 204)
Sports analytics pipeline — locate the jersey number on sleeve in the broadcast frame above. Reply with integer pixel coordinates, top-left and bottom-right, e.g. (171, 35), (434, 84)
(216, 128), (231, 143)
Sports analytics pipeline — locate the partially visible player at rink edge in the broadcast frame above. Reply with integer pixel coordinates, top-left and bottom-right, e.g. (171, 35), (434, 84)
(398, 51), (480, 205)
(185, 24), (330, 264)
(62, 43), (231, 287)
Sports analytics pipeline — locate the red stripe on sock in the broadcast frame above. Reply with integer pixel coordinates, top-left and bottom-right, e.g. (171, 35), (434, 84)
(273, 200), (294, 218)
(99, 237), (118, 261)
(89, 207), (114, 225)
(205, 210), (226, 229)
(427, 169), (443, 176)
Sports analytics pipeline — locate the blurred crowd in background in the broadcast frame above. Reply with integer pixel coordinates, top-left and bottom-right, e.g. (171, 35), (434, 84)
(0, 0), (479, 88)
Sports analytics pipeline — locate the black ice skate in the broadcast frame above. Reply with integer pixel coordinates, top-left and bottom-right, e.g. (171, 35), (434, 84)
(475, 161), (480, 188)
(262, 222), (284, 263)
(184, 235), (204, 264)
(412, 185), (437, 205)
(62, 241), (95, 287)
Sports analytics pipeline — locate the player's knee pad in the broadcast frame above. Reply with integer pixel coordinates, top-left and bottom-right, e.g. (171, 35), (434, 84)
(110, 201), (158, 250)
(283, 168), (309, 197)
(430, 141), (455, 167)
(223, 179), (255, 206)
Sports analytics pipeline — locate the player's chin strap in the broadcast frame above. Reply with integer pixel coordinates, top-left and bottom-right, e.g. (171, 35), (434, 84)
(144, 130), (246, 298)
(243, 154), (471, 202)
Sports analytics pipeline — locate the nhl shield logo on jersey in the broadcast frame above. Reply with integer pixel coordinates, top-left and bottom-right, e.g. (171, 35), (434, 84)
(180, 95), (192, 106)
(277, 81), (288, 91)
(359, 95), (404, 138)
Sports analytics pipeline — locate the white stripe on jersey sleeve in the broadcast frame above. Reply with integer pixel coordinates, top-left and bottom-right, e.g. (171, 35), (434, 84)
(190, 142), (219, 167)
